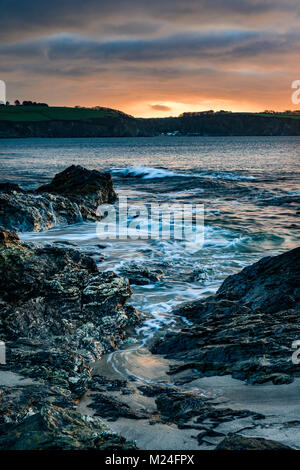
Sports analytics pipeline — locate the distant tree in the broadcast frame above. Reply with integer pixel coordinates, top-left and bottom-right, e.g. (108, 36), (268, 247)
(22, 100), (48, 107)
(14, 99), (20, 106)
(5, 101), (10, 106)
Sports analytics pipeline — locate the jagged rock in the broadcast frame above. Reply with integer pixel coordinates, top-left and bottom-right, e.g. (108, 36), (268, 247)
(37, 164), (117, 218)
(151, 247), (300, 384)
(88, 393), (150, 421)
(154, 389), (263, 427)
(0, 228), (139, 394)
(0, 403), (136, 450)
(216, 434), (293, 450)
(0, 227), (139, 448)
(0, 165), (117, 232)
(118, 262), (164, 285)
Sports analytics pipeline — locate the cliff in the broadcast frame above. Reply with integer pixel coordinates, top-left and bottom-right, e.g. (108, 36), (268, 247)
(0, 106), (300, 137)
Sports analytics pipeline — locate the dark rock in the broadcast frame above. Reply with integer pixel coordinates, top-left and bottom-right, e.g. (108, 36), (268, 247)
(216, 433), (294, 450)
(88, 393), (150, 421)
(0, 226), (20, 245)
(90, 375), (129, 392)
(0, 227), (139, 394)
(0, 183), (23, 192)
(0, 165), (117, 232)
(151, 247), (300, 383)
(0, 227), (140, 449)
(152, 388), (263, 427)
(0, 190), (80, 232)
(118, 262), (164, 285)
(37, 164), (117, 216)
(0, 403), (136, 450)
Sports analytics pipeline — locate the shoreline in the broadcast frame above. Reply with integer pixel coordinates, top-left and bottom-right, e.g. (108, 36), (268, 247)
(0, 164), (299, 450)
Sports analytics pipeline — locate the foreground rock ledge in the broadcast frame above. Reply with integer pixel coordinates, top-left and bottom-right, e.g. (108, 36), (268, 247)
(0, 228), (138, 449)
(216, 434), (293, 451)
(152, 247), (300, 385)
(0, 164), (117, 232)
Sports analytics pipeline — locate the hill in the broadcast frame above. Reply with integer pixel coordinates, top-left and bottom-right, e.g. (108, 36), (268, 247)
(0, 105), (300, 137)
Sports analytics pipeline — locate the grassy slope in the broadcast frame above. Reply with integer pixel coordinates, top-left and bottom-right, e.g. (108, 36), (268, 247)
(254, 113), (300, 120)
(0, 106), (115, 122)
(0, 106), (299, 122)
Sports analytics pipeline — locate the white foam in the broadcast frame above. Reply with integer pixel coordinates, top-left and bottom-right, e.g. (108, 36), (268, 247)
(110, 166), (184, 179)
(110, 166), (256, 182)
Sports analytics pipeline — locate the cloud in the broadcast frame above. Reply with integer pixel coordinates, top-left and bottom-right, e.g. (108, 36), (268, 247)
(1, 29), (299, 65)
(1, 0), (299, 43)
(0, 0), (299, 114)
(149, 104), (172, 111)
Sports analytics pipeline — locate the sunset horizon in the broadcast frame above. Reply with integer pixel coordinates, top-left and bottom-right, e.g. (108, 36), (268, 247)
(0, 0), (300, 457)
(1, 1), (300, 117)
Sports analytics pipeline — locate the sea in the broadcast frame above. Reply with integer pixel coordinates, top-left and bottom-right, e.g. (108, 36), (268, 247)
(0, 135), (299, 386)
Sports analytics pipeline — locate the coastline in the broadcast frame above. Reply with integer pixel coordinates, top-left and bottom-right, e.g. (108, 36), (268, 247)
(1, 112), (300, 138)
(0, 164), (299, 450)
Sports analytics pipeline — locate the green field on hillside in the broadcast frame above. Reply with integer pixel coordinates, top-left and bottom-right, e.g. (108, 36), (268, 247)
(0, 106), (299, 122)
(0, 106), (115, 122)
(255, 113), (300, 120)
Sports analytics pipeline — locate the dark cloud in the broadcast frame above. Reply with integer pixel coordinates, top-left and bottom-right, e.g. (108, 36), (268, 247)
(0, 0), (299, 114)
(150, 104), (172, 111)
(1, 0), (299, 42)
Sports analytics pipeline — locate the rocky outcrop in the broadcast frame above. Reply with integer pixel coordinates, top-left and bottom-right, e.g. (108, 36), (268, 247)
(37, 164), (117, 217)
(118, 262), (164, 285)
(152, 247), (300, 384)
(0, 228), (139, 449)
(0, 402), (135, 450)
(216, 434), (293, 450)
(0, 165), (117, 232)
(0, 228), (139, 393)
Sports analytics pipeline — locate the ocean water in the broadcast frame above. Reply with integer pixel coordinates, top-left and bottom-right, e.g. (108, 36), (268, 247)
(1, 136), (300, 383)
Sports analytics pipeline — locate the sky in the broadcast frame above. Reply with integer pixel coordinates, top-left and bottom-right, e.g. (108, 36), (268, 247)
(1, 0), (300, 117)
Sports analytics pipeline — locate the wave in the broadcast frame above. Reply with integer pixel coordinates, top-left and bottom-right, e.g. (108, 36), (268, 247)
(195, 170), (255, 181)
(110, 166), (183, 179)
(110, 166), (255, 182)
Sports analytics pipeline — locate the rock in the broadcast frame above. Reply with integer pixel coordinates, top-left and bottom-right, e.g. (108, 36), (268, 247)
(0, 165), (117, 232)
(0, 403), (136, 450)
(37, 164), (117, 218)
(136, 384), (263, 429)
(88, 393), (150, 421)
(151, 247), (300, 383)
(0, 228), (139, 394)
(118, 262), (164, 285)
(216, 434), (294, 450)
(0, 227), (139, 449)
(0, 227), (20, 245)
(216, 246), (300, 313)
(0, 190), (79, 232)
(0, 183), (23, 192)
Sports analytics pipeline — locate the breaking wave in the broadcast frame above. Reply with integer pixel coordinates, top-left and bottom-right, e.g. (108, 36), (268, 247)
(110, 166), (255, 181)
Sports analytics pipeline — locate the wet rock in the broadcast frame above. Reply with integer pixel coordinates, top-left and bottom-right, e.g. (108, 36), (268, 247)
(0, 190), (80, 232)
(0, 227), (139, 449)
(151, 247), (300, 383)
(148, 387), (264, 428)
(0, 228), (139, 394)
(216, 433), (294, 450)
(118, 262), (164, 285)
(37, 164), (117, 218)
(88, 393), (150, 421)
(90, 375), (129, 392)
(0, 165), (117, 232)
(156, 391), (264, 426)
(0, 403), (136, 450)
